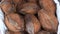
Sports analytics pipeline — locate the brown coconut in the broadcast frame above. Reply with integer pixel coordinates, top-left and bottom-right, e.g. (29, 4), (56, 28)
(38, 9), (58, 32)
(4, 13), (24, 32)
(39, 0), (56, 14)
(25, 14), (41, 34)
(19, 3), (39, 14)
(1, 1), (16, 15)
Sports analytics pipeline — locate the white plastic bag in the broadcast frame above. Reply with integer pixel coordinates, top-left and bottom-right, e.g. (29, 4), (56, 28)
(0, 8), (7, 34)
(53, 0), (60, 34)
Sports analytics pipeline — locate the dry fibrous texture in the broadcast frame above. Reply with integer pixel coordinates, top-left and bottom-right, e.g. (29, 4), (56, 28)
(38, 9), (58, 32)
(26, 0), (37, 3)
(12, 32), (24, 34)
(14, 0), (26, 13)
(25, 14), (41, 34)
(6, 30), (24, 34)
(4, 13), (24, 32)
(13, 0), (22, 4)
(10, 31), (24, 34)
(1, 1), (16, 15)
(0, 0), (12, 2)
(39, 0), (56, 14)
(4, 0), (12, 2)
(38, 30), (52, 34)
(19, 3), (39, 14)
(1, 0), (58, 34)
(13, 0), (25, 7)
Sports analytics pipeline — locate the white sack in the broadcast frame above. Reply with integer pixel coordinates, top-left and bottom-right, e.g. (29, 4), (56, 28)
(0, 8), (7, 34)
(53, 0), (60, 34)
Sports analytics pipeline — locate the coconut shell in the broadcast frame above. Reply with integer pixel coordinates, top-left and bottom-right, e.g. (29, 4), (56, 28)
(19, 3), (39, 14)
(25, 14), (41, 34)
(6, 30), (24, 34)
(1, 0), (12, 2)
(4, 13), (24, 32)
(1, 1), (16, 15)
(39, 0), (56, 14)
(38, 9), (58, 32)
(13, 0), (25, 7)
(26, 0), (37, 3)
(38, 31), (51, 34)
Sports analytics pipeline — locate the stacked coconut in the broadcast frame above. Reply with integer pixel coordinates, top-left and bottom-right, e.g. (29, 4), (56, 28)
(0, 0), (58, 34)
